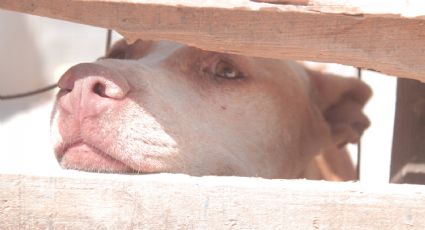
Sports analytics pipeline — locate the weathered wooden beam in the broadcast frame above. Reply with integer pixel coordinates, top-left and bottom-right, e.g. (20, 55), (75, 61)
(1, 173), (425, 229)
(390, 79), (425, 184)
(0, 0), (424, 82)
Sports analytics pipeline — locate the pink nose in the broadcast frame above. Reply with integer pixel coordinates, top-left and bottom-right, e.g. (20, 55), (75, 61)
(57, 63), (130, 118)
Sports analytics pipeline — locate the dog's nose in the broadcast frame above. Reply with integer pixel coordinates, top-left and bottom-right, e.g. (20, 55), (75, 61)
(57, 63), (130, 118)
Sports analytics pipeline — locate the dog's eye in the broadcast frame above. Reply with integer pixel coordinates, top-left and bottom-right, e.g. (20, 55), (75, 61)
(214, 60), (244, 79)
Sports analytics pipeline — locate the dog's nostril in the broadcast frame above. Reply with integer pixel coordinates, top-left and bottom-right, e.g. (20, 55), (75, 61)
(93, 82), (107, 97)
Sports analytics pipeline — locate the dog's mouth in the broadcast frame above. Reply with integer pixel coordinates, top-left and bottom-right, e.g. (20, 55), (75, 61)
(57, 142), (135, 173)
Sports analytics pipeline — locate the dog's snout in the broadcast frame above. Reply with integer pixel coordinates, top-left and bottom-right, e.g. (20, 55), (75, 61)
(57, 63), (130, 118)
(59, 63), (130, 99)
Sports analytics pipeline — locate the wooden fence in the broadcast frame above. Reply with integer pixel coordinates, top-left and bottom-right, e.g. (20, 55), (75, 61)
(0, 0), (424, 229)
(1, 172), (425, 229)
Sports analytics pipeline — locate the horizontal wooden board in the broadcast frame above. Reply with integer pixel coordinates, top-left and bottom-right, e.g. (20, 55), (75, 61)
(1, 172), (425, 229)
(0, 0), (424, 82)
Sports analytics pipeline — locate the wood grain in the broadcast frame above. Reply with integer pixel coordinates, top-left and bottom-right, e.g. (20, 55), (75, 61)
(0, 0), (424, 82)
(1, 172), (425, 229)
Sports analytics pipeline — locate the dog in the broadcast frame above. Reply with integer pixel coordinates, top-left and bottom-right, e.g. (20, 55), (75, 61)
(51, 39), (371, 179)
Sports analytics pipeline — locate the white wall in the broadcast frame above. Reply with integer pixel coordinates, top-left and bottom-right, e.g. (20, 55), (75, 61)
(360, 71), (396, 184)
(0, 10), (115, 175)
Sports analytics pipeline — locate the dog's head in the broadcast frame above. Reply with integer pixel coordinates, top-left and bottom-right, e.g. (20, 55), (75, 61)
(51, 40), (371, 178)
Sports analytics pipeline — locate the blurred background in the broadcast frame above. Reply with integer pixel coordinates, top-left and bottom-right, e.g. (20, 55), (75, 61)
(0, 9), (121, 175)
(0, 9), (396, 183)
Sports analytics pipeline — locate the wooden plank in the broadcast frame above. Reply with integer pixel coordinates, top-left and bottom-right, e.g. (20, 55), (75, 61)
(392, 163), (425, 184)
(0, 1), (424, 82)
(1, 173), (425, 229)
(390, 79), (425, 184)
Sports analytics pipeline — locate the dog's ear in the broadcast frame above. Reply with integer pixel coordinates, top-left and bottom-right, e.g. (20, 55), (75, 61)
(308, 69), (372, 148)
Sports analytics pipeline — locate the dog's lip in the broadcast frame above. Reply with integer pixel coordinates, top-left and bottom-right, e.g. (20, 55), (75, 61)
(58, 141), (102, 159)
(56, 140), (85, 160)
(57, 140), (135, 172)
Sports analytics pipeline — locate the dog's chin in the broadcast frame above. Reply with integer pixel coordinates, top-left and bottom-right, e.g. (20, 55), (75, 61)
(59, 143), (135, 173)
